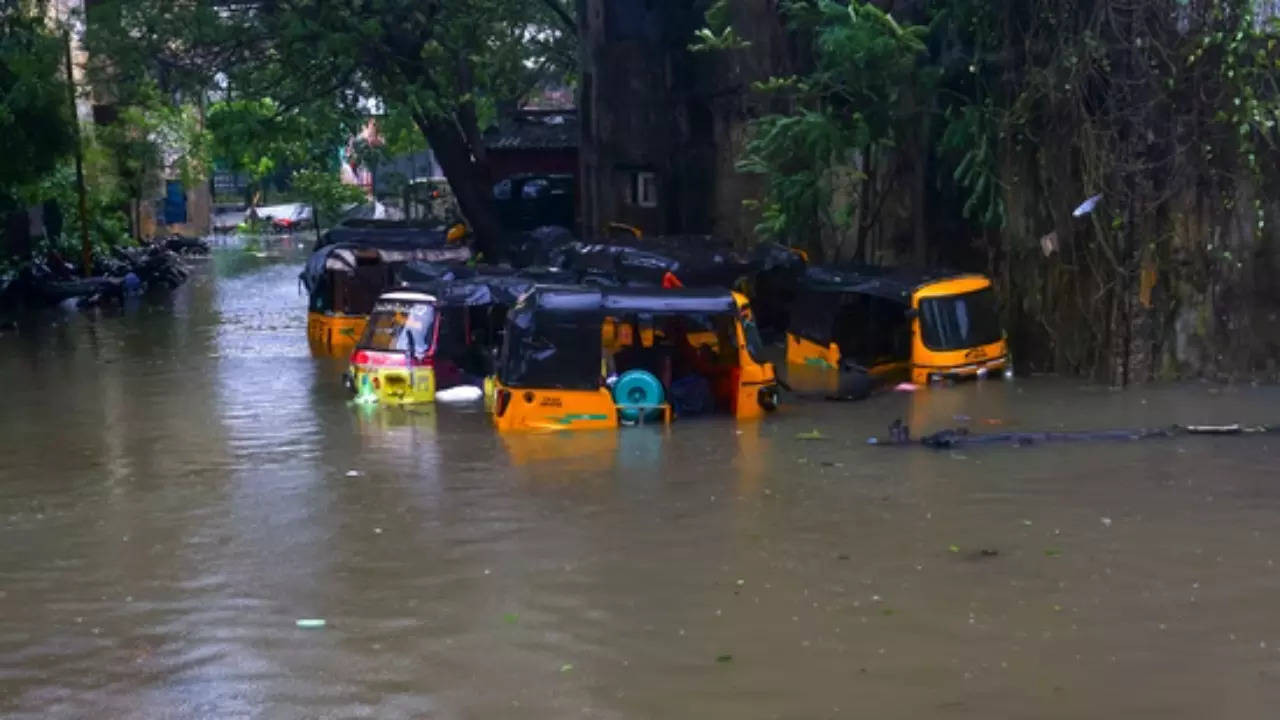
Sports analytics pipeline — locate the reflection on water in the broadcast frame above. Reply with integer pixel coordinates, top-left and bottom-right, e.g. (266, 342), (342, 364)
(2, 239), (1280, 718)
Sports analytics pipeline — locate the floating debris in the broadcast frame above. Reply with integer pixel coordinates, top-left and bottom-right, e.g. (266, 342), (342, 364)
(295, 618), (326, 629)
(872, 421), (1280, 449)
(716, 654), (734, 663)
(1073, 194), (1103, 218)
(1040, 231), (1059, 257)
(437, 385), (484, 403)
(795, 430), (828, 441)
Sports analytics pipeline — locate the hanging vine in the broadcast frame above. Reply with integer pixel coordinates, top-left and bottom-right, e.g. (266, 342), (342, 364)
(700, 0), (1280, 382)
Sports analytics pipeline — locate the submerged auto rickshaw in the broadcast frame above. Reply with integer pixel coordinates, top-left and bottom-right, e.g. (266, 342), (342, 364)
(785, 266), (1010, 387)
(347, 269), (584, 405)
(492, 287), (781, 432)
(301, 234), (470, 357)
(551, 239), (806, 347)
(347, 290), (440, 405)
(416, 271), (572, 390)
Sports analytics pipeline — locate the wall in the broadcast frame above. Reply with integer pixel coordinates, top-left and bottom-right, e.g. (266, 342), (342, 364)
(580, 0), (796, 244)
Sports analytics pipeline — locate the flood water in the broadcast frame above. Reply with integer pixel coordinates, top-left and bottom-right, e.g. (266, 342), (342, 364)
(2, 238), (1280, 719)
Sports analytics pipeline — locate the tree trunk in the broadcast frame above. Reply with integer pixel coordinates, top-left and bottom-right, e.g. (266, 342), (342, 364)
(415, 116), (504, 262)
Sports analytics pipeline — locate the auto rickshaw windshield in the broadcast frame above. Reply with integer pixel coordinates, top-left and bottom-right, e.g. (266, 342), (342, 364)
(918, 287), (1002, 351)
(359, 302), (437, 356)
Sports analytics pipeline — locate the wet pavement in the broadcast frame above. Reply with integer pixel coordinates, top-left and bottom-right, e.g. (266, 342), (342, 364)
(2, 237), (1279, 718)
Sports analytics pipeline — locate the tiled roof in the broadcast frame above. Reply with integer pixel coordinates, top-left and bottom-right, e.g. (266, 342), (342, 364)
(484, 110), (579, 151)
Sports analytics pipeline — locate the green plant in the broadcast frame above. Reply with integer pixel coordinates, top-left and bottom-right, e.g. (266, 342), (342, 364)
(291, 169), (368, 229)
(87, 0), (578, 258)
(726, 1), (931, 255)
(0, 6), (76, 202)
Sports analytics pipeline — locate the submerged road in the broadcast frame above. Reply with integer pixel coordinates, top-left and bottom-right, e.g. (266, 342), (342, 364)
(2, 237), (1279, 718)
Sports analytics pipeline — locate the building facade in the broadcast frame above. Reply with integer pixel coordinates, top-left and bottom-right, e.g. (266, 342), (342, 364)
(577, 0), (794, 244)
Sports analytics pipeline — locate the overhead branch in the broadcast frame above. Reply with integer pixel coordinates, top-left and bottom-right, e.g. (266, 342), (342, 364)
(537, 0), (577, 34)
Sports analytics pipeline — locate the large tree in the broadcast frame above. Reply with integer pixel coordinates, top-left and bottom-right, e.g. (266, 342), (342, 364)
(85, 0), (577, 257)
(0, 6), (77, 202)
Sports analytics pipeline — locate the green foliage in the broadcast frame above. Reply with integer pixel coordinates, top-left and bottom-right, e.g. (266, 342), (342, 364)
(94, 81), (211, 207)
(290, 169), (367, 228)
(707, 0), (1280, 379)
(29, 163), (132, 256)
(86, 0), (578, 249)
(207, 98), (353, 186)
(691, 0), (752, 52)
(939, 101), (1004, 228)
(738, 110), (866, 241)
(0, 8), (76, 201)
(729, 0), (930, 246)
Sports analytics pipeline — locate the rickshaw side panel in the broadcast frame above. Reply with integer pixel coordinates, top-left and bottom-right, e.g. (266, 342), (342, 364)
(786, 333), (841, 369)
(492, 383), (619, 432)
(308, 313), (367, 357)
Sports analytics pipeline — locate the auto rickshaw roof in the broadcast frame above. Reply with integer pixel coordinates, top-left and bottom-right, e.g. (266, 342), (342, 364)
(406, 273), (545, 308)
(315, 221), (452, 252)
(796, 265), (978, 303)
(525, 286), (738, 315)
(299, 243), (471, 295)
(551, 239), (803, 287)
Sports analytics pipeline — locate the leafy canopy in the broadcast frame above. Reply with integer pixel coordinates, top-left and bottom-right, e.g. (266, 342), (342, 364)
(733, 0), (931, 245)
(0, 8), (77, 198)
(86, 0), (577, 248)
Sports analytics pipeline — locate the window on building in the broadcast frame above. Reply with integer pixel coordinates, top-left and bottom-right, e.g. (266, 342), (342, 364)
(635, 172), (658, 208)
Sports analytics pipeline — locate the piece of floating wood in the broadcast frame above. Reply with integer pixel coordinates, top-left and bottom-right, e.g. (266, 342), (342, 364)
(869, 422), (1280, 449)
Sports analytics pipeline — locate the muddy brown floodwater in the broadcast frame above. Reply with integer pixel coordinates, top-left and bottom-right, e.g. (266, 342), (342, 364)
(2, 238), (1280, 719)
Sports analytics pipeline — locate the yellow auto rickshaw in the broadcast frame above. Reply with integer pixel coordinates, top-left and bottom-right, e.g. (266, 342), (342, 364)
(301, 236), (470, 358)
(491, 287), (781, 432)
(785, 266), (1010, 386)
(345, 290), (440, 405)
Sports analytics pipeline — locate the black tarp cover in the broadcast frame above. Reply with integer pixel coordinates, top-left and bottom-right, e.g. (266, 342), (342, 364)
(299, 244), (471, 297)
(314, 221), (451, 253)
(551, 239), (805, 289)
(788, 265), (974, 350)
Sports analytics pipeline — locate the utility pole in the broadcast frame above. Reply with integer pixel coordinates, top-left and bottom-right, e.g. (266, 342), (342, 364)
(63, 28), (92, 276)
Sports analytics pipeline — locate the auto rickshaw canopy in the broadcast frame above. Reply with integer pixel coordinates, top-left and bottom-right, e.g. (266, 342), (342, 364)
(499, 287), (744, 390)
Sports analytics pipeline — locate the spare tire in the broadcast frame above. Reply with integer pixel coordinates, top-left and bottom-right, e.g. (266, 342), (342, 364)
(613, 369), (665, 424)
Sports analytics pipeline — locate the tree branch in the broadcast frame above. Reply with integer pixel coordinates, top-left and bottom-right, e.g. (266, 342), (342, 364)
(537, 0), (577, 34)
